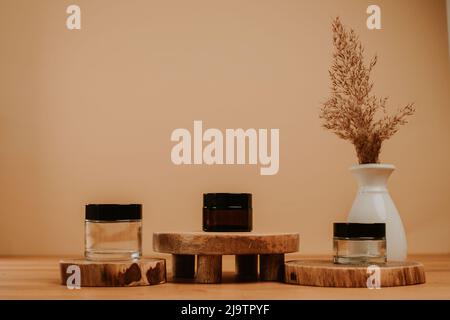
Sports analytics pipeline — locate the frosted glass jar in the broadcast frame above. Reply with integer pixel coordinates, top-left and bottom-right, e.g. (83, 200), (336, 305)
(333, 223), (386, 265)
(85, 204), (142, 261)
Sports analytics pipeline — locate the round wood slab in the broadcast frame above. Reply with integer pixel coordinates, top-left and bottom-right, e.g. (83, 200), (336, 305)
(59, 258), (166, 287)
(153, 232), (299, 255)
(284, 260), (426, 287)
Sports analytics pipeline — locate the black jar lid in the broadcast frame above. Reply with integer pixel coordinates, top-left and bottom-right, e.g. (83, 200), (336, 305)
(333, 223), (385, 239)
(85, 204), (142, 221)
(203, 193), (252, 210)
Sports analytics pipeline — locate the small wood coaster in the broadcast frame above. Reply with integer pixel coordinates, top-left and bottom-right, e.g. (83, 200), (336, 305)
(59, 258), (166, 287)
(153, 231), (299, 283)
(284, 260), (426, 288)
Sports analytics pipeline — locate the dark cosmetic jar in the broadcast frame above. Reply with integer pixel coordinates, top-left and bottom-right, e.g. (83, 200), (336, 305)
(333, 223), (386, 265)
(85, 204), (142, 261)
(203, 193), (252, 232)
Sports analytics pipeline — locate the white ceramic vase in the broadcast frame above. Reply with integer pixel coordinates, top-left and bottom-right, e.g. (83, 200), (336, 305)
(347, 163), (407, 261)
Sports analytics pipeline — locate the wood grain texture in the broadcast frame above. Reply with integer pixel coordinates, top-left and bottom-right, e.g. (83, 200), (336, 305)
(153, 232), (299, 255)
(59, 258), (166, 287)
(260, 254), (285, 281)
(285, 260), (426, 287)
(1, 255), (445, 299)
(196, 255), (222, 283)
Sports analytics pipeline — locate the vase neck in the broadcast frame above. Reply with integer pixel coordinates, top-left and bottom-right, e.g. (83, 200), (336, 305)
(350, 164), (395, 192)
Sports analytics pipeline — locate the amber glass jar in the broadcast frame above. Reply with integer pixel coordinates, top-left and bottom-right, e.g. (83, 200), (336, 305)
(203, 193), (252, 232)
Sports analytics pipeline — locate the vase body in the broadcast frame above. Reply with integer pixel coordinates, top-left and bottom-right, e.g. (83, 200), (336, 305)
(347, 164), (407, 261)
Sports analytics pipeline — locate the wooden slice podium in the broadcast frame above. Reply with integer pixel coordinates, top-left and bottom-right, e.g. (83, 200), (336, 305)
(59, 258), (166, 287)
(284, 260), (426, 287)
(153, 232), (299, 283)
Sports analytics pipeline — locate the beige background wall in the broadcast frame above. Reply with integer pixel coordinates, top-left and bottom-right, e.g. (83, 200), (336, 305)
(1, 0), (449, 256)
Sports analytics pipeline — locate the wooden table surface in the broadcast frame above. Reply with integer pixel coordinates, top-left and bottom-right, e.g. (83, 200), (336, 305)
(1, 254), (449, 299)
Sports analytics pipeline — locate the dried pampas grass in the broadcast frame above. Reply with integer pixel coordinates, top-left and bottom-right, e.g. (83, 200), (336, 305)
(320, 17), (415, 164)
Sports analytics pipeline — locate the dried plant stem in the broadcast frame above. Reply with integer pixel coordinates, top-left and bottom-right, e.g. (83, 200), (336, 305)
(320, 17), (415, 164)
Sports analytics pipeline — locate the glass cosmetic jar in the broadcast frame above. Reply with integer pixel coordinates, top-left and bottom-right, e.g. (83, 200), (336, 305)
(203, 193), (252, 232)
(85, 204), (142, 261)
(333, 223), (386, 265)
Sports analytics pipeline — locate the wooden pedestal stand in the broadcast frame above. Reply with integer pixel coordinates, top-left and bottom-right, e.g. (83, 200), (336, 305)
(284, 260), (426, 287)
(59, 258), (166, 287)
(153, 232), (299, 283)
